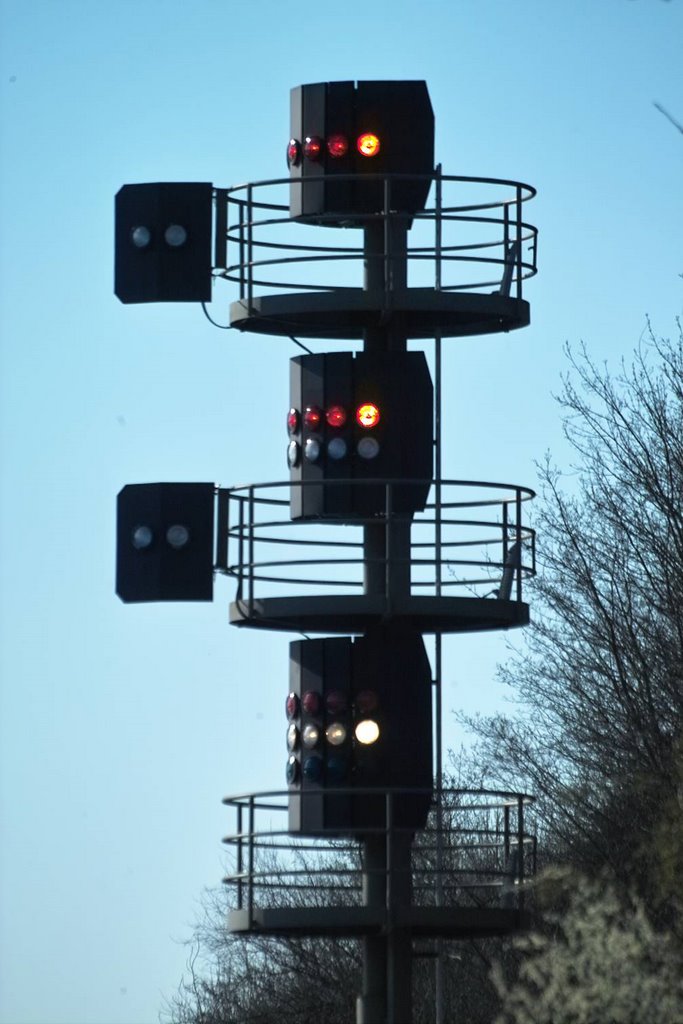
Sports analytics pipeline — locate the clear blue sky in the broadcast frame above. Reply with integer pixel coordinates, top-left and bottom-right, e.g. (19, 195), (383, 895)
(0, 1), (681, 1022)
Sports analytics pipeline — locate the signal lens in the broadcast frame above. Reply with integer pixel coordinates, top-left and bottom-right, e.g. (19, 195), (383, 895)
(304, 438), (321, 462)
(327, 134), (349, 158)
(287, 440), (301, 468)
(355, 719), (380, 745)
(166, 524), (190, 549)
(357, 133), (380, 158)
(357, 437), (380, 460)
(326, 755), (348, 783)
(287, 408), (300, 435)
(326, 722), (347, 746)
(302, 690), (321, 716)
(356, 403), (380, 428)
(286, 692), (300, 719)
(303, 724), (320, 749)
(327, 437), (347, 461)
(130, 226), (151, 249)
(326, 690), (348, 715)
(356, 690), (378, 714)
(304, 136), (323, 161)
(164, 224), (188, 248)
(326, 405), (347, 428)
(131, 525), (153, 550)
(286, 755), (300, 784)
(304, 406), (322, 430)
(286, 723), (299, 752)
(287, 138), (301, 167)
(303, 755), (323, 782)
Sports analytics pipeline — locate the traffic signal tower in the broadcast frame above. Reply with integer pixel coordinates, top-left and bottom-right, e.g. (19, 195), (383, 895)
(114, 80), (539, 1024)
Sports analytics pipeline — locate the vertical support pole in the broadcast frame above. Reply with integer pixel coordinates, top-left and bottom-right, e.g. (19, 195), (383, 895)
(386, 797), (414, 1024)
(358, 836), (387, 1024)
(433, 176), (446, 1021)
(358, 204), (415, 1023)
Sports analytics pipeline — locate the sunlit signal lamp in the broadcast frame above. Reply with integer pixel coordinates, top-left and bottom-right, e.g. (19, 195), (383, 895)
(288, 80), (434, 224)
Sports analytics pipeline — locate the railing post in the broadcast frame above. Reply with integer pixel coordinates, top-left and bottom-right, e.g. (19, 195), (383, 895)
(517, 795), (525, 911)
(236, 496), (245, 601)
(248, 486), (255, 616)
(238, 199), (245, 301)
(502, 497), (509, 570)
(236, 803), (244, 910)
(247, 184), (254, 311)
(503, 802), (511, 862)
(516, 488), (523, 603)
(515, 184), (523, 300)
(247, 796), (255, 927)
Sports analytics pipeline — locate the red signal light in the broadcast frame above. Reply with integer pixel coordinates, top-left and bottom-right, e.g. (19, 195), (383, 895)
(286, 692), (300, 719)
(326, 690), (348, 715)
(304, 136), (323, 161)
(287, 408), (300, 435)
(302, 690), (322, 716)
(326, 405), (347, 428)
(327, 134), (349, 158)
(357, 133), (380, 158)
(356, 403), (380, 429)
(287, 139), (301, 167)
(356, 689), (379, 715)
(304, 406), (322, 430)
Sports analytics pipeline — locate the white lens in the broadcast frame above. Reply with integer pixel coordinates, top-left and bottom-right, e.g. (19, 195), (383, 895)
(302, 724), (320, 748)
(355, 719), (380, 745)
(357, 437), (380, 460)
(304, 438), (321, 462)
(130, 226), (151, 249)
(131, 525), (153, 549)
(166, 524), (190, 549)
(164, 224), (187, 247)
(327, 437), (347, 460)
(286, 723), (299, 752)
(326, 722), (347, 746)
(287, 440), (300, 468)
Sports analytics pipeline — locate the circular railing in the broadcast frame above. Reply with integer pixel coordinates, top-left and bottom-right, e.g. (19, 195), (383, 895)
(222, 787), (536, 923)
(217, 478), (535, 605)
(215, 172), (537, 301)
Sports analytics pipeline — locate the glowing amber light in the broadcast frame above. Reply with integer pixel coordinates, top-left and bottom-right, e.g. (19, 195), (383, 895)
(356, 403), (380, 429)
(357, 133), (380, 158)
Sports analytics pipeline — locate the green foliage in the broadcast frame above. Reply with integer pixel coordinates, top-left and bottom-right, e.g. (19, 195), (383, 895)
(492, 871), (683, 1024)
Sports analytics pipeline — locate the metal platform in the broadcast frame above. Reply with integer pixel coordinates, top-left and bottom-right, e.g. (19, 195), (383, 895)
(228, 904), (530, 938)
(229, 288), (529, 339)
(229, 593), (529, 634)
(222, 788), (536, 941)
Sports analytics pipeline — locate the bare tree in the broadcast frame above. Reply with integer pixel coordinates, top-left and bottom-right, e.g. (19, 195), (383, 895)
(460, 322), (683, 908)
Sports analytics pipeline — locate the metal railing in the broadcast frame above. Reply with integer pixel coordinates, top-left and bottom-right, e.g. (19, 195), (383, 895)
(222, 787), (536, 926)
(216, 478), (535, 607)
(214, 172), (537, 301)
